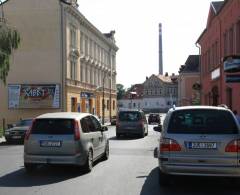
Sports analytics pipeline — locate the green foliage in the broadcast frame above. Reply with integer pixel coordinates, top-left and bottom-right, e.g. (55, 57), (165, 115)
(0, 21), (21, 84)
(0, 127), (3, 137)
(117, 84), (126, 100)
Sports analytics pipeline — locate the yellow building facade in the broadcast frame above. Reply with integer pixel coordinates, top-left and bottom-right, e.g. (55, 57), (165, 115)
(0, 0), (118, 127)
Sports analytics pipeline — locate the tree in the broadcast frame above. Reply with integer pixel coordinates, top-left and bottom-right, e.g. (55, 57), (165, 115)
(117, 84), (126, 100)
(0, 6), (21, 85)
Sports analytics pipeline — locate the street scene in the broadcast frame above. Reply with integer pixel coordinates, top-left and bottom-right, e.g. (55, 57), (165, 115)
(1, 0), (240, 195)
(0, 121), (240, 195)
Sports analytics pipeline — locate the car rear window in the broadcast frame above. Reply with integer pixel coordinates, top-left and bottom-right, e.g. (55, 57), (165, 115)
(168, 109), (238, 134)
(118, 112), (141, 122)
(16, 119), (32, 126)
(31, 119), (75, 134)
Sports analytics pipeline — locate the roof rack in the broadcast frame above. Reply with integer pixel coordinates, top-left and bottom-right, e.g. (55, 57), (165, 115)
(217, 104), (228, 109)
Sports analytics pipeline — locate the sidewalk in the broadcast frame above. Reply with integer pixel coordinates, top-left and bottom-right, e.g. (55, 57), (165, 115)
(0, 136), (6, 144)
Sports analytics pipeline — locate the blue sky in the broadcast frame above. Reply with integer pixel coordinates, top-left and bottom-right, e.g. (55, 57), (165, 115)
(79, 0), (214, 88)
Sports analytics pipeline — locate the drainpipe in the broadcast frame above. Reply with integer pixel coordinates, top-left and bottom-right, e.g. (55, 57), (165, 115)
(60, 2), (66, 111)
(195, 43), (202, 105)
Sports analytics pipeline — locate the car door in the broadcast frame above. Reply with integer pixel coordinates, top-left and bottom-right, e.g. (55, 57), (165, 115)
(90, 116), (105, 155)
(86, 116), (102, 158)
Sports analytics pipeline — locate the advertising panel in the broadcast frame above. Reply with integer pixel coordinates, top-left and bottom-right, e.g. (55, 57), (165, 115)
(8, 84), (60, 109)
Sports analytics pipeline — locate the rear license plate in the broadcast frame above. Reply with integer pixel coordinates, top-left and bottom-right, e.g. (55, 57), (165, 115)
(188, 142), (217, 149)
(40, 141), (62, 147)
(12, 136), (21, 139)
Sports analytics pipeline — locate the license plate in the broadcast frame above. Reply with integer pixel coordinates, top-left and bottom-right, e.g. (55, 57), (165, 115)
(12, 136), (21, 139)
(188, 142), (217, 149)
(40, 141), (62, 147)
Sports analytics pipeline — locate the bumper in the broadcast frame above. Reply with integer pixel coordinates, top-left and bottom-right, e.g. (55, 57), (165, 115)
(5, 135), (25, 142)
(24, 153), (86, 166)
(116, 128), (143, 135)
(158, 159), (240, 177)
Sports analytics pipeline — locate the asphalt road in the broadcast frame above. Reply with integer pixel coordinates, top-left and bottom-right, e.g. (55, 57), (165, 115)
(0, 123), (240, 195)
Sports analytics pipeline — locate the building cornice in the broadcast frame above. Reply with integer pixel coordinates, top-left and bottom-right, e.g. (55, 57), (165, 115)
(63, 5), (118, 51)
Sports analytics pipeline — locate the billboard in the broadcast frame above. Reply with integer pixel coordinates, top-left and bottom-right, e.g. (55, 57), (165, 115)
(8, 84), (60, 109)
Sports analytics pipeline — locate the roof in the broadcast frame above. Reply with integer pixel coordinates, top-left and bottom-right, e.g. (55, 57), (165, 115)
(211, 1), (225, 14)
(179, 55), (200, 73)
(196, 1), (227, 43)
(36, 112), (90, 119)
(169, 105), (230, 112)
(156, 75), (178, 84)
(123, 84), (144, 99)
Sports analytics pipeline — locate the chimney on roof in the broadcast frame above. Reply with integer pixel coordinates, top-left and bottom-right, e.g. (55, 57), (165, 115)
(165, 72), (168, 77)
(159, 23), (163, 75)
(146, 76), (149, 80)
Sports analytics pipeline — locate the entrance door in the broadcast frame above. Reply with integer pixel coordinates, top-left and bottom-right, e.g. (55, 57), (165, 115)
(226, 87), (232, 110)
(211, 86), (219, 106)
(71, 97), (77, 112)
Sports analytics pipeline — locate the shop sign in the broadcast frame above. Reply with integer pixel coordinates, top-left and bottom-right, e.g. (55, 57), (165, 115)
(8, 84), (60, 109)
(81, 92), (94, 98)
(211, 68), (220, 80)
(224, 56), (240, 73)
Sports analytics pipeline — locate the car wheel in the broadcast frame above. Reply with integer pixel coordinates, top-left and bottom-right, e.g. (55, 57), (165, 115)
(158, 169), (171, 186)
(24, 163), (37, 173)
(140, 130), (145, 138)
(102, 142), (109, 161)
(83, 149), (93, 173)
(145, 129), (148, 136)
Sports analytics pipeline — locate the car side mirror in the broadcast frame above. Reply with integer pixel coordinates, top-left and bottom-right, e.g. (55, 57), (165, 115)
(153, 125), (162, 132)
(101, 126), (108, 132)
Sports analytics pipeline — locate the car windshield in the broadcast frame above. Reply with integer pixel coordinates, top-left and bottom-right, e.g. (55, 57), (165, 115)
(16, 119), (32, 127)
(168, 109), (238, 134)
(31, 119), (75, 134)
(118, 112), (141, 122)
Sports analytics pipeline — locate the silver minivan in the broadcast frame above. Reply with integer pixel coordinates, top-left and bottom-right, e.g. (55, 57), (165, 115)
(24, 112), (109, 173)
(154, 106), (240, 186)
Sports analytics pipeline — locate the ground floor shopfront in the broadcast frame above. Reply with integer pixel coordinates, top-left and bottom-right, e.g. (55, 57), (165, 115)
(201, 66), (240, 113)
(66, 85), (117, 122)
(0, 83), (117, 129)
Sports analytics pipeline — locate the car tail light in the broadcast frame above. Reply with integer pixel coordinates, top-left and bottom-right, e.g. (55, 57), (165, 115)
(225, 140), (240, 153)
(139, 119), (144, 127)
(160, 138), (181, 152)
(74, 120), (80, 141)
(116, 118), (120, 128)
(25, 119), (36, 141)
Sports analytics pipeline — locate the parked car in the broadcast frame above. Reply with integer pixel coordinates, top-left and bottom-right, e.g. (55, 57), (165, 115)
(148, 113), (161, 125)
(116, 109), (148, 138)
(154, 106), (240, 186)
(110, 116), (117, 125)
(5, 119), (33, 143)
(24, 112), (109, 173)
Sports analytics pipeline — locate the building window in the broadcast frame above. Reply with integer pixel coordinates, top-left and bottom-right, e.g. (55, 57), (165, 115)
(80, 32), (84, 54)
(113, 100), (115, 110)
(70, 26), (77, 48)
(107, 100), (110, 110)
(70, 60), (77, 80)
(133, 103), (136, 108)
(237, 21), (240, 54)
(229, 28), (234, 54)
(85, 36), (88, 56)
(224, 32), (228, 56)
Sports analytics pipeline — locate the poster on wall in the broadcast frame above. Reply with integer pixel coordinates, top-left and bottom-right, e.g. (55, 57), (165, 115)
(8, 84), (60, 109)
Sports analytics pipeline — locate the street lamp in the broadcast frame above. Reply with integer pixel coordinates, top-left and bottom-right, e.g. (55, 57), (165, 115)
(102, 72), (110, 125)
